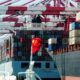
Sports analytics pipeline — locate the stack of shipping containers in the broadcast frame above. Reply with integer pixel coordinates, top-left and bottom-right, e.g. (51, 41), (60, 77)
(13, 30), (69, 59)
(62, 31), (69, 48)
(69, 22), (80, 45)
(69, 12), (80, 45)
(47, 31), (63, 52)
(13, 31), (31, 61)
(48, 37), (57, 51)
(53, 30), (69, 54)
(67, 12), (80, 53)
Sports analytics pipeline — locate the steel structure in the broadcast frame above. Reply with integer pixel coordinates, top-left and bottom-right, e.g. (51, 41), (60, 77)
(0, 0), (79, 31)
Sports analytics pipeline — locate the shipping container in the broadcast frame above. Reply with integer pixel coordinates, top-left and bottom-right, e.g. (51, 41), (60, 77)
(48, 38), (57, 44)
(69, 22), (80, 30)
(69, 23), (72, 31)
(56, 37), (63, 48)
(17, 51), (22, 56)
(54, 31), (63, 38)
(69, 37), (80, 45)
(76, 12), (80, 21)
(48, 44), (57, 51)
(48, 38), (57, 51)
(62, 31), (69, 38)
(14, 42), (17, 47)
(43, 35), (49, 39)
(62, 38), (69, 44)
(62, 44), (68, 48)
(69, 30), (80, 37)
(57, 37), (62, 44)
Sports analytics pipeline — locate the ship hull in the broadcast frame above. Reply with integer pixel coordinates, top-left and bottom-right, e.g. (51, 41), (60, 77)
(0, 60), (60, 80)
(54, 51), (80, 80)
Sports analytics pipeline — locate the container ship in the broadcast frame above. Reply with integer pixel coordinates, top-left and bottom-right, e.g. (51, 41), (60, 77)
(0, 0), (80, 80)
(0, 30), (61, 80)
(53, 21), (80, 80)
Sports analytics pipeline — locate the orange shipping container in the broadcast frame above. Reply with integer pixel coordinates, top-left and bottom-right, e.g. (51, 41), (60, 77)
(61, 76), (80, 80)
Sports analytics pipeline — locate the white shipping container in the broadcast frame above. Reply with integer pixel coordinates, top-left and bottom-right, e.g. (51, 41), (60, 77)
(48, 38), (57, 44)
(69, 37), (80, 45)
(69, 30), (80, 37)
(69, 23), (73, 31)
(76, 12), (80, 21)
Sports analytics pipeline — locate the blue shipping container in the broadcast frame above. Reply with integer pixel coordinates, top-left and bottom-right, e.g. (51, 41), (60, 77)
(71, 22), (80, 30)
(48, 44), (56, 51)
(18, 51), (22, 56)
(14, 43), (17, 47)
(56, 37), (63, 48)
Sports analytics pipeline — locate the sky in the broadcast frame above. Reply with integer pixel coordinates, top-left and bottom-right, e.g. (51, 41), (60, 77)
(0, 0), (78, 7)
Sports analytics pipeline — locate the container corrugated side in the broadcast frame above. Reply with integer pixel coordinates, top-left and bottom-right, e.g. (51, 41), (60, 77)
(69, 22), (80, 30)
(69, 37), (80, 45)
(48, 38), (57, 44)
(69, 30), (80, 37)
(48, 44), (57, 51)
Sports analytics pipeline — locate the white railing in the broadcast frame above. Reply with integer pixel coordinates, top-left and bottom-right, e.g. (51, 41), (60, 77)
(18, 61), (41, 80)
(18, 71), (41, 80)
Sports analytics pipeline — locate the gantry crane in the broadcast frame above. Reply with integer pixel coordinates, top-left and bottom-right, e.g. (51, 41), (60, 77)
(0, 0), (79, 32)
